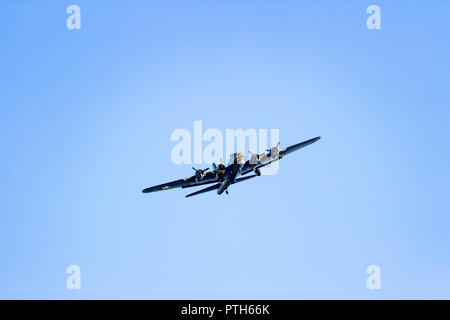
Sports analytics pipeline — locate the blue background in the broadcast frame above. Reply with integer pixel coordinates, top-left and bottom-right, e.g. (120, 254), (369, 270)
(1, 1), (449, 299)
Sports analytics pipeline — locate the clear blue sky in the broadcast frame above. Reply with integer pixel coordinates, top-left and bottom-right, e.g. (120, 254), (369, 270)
(1, 1), (449, 299)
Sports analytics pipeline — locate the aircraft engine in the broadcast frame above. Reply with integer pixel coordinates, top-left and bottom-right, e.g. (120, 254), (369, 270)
(267, 142), (281, 160)
(248, 150), (261, 165)
(192, 167), (209, 182)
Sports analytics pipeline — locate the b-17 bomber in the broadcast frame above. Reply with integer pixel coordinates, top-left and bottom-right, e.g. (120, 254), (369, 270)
(142, 136), (321, 198)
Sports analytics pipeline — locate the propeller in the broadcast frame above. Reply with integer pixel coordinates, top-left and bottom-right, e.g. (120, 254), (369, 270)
(248, 150), (260, 159)
(192, 167), (209, 176)
(248, 150), (261, 166)
(212, 158), (225, 171)
(192, 167), (209, 182)
(212, 158), (223, 171)
(266, 141), (281, 152)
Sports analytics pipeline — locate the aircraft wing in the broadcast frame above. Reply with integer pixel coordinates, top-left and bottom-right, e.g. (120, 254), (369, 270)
(142, 173), (219, 193)
(279, 136), (321, 157)
(240, 136), (321, 176)
(142, 177), (194, 193)
(181, 180), (219, 189)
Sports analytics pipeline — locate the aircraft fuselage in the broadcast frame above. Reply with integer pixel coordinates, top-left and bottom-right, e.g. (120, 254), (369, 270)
(218, 162), (244, 194)
(217, 153), (246, 194)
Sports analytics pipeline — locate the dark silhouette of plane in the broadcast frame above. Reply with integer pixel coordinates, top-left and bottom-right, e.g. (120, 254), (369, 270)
(142, 136), (320, 198)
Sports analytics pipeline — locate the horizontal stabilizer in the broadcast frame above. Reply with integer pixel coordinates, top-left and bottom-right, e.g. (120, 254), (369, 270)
(185, 183), (221, 198)
(235, 175), (258, 183)
(185, 175), (258, 198)
(182, 180), (218, 189)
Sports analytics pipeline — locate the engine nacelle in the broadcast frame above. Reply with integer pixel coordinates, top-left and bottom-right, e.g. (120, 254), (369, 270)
(195, 172), (204, 183)
(192, 167), (209, 182)
(267, 142), (281, 160)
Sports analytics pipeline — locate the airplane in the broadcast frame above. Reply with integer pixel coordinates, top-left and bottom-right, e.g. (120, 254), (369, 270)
(142, 136), (321, 198)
